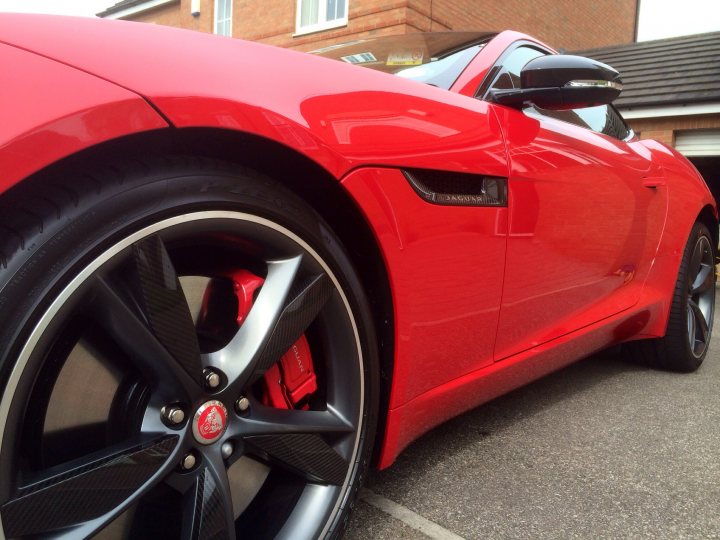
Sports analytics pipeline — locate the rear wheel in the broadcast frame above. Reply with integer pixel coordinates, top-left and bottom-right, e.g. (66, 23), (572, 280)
(0, 158), (378, 539)
(626, 221), (716, 372)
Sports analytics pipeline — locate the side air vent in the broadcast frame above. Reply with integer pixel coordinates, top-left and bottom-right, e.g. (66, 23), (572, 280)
(403, 169), (508, 207)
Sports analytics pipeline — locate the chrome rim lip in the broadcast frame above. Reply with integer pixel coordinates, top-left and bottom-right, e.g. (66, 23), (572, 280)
(687, 235), (715, 359)
(0, 210), (365, 540)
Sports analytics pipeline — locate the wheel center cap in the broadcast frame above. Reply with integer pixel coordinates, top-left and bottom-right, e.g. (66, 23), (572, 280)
(192, 400), (228, 445)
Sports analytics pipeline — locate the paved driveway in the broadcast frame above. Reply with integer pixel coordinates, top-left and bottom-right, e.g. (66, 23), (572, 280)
(347, 294), (720, 538)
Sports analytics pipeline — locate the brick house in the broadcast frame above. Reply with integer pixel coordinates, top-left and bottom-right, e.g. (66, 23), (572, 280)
(97, 0), (638, 52)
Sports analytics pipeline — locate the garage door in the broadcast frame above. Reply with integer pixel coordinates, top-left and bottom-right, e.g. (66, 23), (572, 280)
(675, 130), (720, 156)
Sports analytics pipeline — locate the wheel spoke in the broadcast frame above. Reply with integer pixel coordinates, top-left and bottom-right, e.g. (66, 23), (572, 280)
(244, 433), (349, 485)
(131, 235), (205, 387)
(0, 435), (178, 538)
(687, 304), (696, 346)
(236, 403), (353, 439)
(253, 273), (334, 378)
(691, 263), (714, 295)
(689, 298), (709, 344)
(689, 240), (705, 288)
(182, 465), (236, 540)
(89, 276), (199, 397)
(203, 256), (302, 384)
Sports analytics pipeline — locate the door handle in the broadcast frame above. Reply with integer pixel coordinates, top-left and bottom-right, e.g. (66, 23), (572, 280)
(642, 177), (666, 188)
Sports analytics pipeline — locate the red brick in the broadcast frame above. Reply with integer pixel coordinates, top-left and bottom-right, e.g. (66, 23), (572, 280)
(115, 0), (638, 51)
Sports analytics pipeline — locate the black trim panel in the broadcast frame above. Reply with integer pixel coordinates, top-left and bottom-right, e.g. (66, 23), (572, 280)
(403, 169), (508, 207)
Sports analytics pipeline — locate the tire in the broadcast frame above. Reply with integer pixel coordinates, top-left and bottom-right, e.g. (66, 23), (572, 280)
(0, 157), (378, 539)
(626, 221), (716, 372)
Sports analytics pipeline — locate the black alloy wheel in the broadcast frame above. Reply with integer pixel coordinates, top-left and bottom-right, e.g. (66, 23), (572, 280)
(0, 158), (378, 539)
(626, 221), (716, 372)
(686, 232), (715, 359)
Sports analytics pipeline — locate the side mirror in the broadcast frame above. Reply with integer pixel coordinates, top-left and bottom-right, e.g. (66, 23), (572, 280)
(490, 55), (622, 110)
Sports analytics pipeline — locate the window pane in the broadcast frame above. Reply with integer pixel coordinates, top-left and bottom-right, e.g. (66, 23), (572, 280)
(574, 106), (629, 139)
(395, 45), (483, 90)
(215, 0), (231, 36)
(313, 32), (493, 90)
(326, 0), (345, 20)
(301, 0), (319, 26)
(525, 105), (629, 140)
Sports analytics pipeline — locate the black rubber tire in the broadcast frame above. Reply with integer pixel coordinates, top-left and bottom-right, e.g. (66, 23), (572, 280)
(0, 156), (378, 539)
(625, 222), (716, 372)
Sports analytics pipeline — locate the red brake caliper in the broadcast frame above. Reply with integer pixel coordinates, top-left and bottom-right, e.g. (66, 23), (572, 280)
(220, 269), (317, 410)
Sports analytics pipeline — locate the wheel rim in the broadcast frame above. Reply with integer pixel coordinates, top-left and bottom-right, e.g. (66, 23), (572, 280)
(686, 234), (715, 359)
(0, 211), (364, 539)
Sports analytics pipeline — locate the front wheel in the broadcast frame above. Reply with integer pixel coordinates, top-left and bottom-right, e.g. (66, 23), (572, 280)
(627, 221), (716, 372)
(0, 158), (378, 539)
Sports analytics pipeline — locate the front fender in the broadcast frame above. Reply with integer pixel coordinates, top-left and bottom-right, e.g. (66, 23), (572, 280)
(0, 15), (507, 183)
(0, 42), (167, 195)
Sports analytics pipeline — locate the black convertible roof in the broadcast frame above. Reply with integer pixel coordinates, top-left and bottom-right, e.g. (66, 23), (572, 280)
(574, 31), (720, 109)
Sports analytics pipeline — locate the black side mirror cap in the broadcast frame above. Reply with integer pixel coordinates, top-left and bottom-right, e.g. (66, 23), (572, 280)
(489, 54), (622, 110)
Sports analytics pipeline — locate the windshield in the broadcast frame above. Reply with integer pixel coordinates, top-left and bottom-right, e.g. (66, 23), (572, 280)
(311, 32), (495, 90)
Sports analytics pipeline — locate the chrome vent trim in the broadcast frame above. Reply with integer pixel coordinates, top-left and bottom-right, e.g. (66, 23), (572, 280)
(403, 169), (508, 207)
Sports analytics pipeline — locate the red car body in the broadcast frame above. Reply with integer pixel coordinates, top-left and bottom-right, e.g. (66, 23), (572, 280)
(0, 14), (715, 471)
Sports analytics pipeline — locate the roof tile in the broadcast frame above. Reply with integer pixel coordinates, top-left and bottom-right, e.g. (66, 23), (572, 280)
(574, 32), (720, 108)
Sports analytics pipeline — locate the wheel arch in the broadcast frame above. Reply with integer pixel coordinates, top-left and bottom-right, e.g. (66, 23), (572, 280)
(0, 126), (396, 465)
(696, 204), (719, 250)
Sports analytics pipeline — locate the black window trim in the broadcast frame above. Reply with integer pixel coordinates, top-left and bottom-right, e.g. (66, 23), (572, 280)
(475, 39), (549, 100)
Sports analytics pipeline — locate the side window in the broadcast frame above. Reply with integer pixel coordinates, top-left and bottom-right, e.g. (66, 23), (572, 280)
(525, 104), (630, 141)
(572, 105), (630, 140)
(485, 46), (630, 141)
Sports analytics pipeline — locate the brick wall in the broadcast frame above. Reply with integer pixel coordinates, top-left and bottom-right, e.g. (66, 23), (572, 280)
(630, 114), (720, 148)
(427, 0), (636, 50)
(245, 0), (637, 51)
(114, 0), (637, 52)
(245, 1), (428, 51)
(130, 0), (214, 33)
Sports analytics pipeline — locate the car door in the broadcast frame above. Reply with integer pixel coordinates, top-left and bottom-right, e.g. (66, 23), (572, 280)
(484, 44), (668, 361)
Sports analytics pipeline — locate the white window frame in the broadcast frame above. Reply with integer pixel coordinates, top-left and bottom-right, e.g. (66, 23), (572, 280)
(295, 0), (348, 36)
(214, 0), (233, 36)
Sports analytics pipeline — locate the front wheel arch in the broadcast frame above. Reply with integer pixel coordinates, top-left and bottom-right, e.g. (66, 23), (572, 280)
(0, 126), (396, 465)
(696, 204), (718, 252)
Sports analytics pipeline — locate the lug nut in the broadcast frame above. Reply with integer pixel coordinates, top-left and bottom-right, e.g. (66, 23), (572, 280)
(204, 369), (221, 389)
(181, 453), (196, 471)
(221, 441), (234, 459)
(235, 396), (250, 413)
(162, 406), (185, 425)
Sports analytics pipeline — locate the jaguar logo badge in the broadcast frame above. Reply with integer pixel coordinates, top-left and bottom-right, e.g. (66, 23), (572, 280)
(192, 400), (228, 445)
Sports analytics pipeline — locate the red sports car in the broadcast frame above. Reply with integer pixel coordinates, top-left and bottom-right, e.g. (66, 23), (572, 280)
(0, 15), (715, 540)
